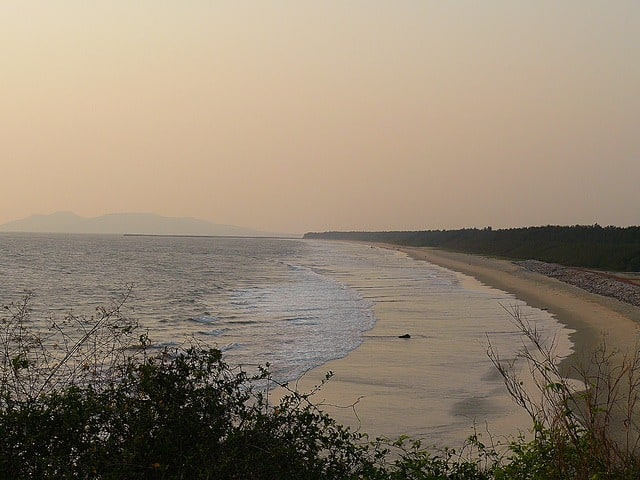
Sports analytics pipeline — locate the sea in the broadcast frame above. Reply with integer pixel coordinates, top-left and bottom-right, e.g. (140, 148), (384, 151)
(0, 233), (573, 443)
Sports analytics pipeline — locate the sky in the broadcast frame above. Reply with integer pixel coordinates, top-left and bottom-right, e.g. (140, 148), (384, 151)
(1, 2), (639, 234)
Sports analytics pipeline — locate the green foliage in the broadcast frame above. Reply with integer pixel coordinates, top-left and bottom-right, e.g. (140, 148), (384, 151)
(2, 297), (640, 478)
(304, 225), (640, 271)
(0, 345), (374, 479)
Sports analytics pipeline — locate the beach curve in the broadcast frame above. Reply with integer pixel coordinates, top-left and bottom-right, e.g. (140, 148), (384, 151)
(290, 243), (640, 445)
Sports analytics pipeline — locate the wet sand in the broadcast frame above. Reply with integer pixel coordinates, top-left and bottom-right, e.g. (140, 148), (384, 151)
(397, 246), (640, 374)
(287, 245), (640, 446)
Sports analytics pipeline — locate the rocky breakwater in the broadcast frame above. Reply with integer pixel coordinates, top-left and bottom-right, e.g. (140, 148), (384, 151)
(517, 260), (640, 308)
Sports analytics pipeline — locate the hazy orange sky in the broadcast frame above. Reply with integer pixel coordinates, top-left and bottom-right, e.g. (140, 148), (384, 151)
(2, 2), (638, 234)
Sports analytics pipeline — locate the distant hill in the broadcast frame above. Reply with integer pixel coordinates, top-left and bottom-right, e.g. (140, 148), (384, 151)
(0, 212), (282, 237)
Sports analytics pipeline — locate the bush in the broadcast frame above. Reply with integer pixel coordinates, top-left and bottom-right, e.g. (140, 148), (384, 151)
(2, 295), (640, 479)
(488, 306), (640, 479)
(0, 346), (375, 479)
(0, 294), (382, 479)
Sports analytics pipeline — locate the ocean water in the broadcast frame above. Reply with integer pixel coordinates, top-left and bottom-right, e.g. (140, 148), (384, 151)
(0, 234), (379, 382)
(0, 233), (572, 442)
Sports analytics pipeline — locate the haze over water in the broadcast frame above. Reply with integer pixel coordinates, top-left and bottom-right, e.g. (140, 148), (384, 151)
(2, 2), (639, 233)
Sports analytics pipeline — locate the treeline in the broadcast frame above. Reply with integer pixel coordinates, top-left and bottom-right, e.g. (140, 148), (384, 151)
(304, 225), (640, 272)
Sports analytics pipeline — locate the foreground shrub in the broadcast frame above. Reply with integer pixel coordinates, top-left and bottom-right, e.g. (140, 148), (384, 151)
(488, 306), (640, 479)
(0, 293), (373, 478)
(0, 346), (374, 479)
(2, 295), (640, 479)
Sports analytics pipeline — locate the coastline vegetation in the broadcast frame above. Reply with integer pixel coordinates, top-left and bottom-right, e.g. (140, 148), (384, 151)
(304, 225), (640, 272)
(2, 296), (640, 479)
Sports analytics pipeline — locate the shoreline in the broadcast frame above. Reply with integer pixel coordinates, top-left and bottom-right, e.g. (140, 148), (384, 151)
(291, 242), (640, 444)
(394, 246), (640, 376)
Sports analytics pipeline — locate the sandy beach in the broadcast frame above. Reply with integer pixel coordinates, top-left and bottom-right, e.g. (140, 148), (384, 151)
(399, 247), (640, 370)
(291, 244), (640, 445)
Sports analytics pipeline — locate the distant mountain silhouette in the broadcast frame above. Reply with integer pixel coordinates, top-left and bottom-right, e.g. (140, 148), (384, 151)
(0, 212), (282, 237)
